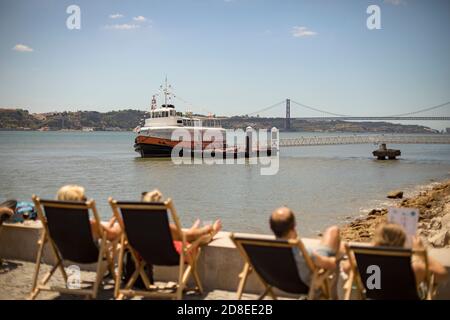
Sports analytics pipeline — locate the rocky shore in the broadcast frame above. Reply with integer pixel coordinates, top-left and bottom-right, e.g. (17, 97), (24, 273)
(341, 180), (450, 248)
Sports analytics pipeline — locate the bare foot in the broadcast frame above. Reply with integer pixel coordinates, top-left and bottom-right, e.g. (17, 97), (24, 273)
(195, 220), (222, 245)
(211, 219), (222, 237)
(190, 219), (201, 230)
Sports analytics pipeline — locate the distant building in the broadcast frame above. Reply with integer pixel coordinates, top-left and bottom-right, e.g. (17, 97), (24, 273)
(82, 127), (94, 132)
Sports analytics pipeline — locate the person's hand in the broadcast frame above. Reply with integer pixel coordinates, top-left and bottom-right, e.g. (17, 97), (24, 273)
(412, 236), (425, 251)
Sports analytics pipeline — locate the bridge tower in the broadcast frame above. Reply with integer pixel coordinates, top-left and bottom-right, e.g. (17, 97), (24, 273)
(285, 98), (291, 131)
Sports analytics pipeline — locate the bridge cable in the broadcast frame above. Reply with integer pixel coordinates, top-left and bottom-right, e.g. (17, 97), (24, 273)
(386, 101), (450, 117)
(246, 100), (286, 116)
(290, 99), (450, 118)
(290, 100), (351, 117)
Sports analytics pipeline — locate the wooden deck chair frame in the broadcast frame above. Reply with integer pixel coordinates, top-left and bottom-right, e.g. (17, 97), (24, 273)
(344, 244), (434, 300)
(230, 233), (332, 300)
(29, 195), (115, 300)
(109, 198), (206, 300)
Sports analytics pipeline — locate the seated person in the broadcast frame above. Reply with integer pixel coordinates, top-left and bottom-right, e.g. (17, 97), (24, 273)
(56, 185), (121, 241)
(141, 189), (222, 246)
(0, 200), (17, 225)
(342, 223), (447, 285)
(269, 207), (341, 285)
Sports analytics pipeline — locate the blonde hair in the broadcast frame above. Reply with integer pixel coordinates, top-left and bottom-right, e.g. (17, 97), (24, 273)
(56, 185), (86, 201)
(373, 223), (406, 247)
(141, 189), (163, 202)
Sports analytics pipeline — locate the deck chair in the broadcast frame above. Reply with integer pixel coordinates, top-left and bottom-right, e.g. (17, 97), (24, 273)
(230, 233), (332, 300)
(344, 244), (433, 300)
(29, 195), (115, 299)
(109, 198), (207, 300)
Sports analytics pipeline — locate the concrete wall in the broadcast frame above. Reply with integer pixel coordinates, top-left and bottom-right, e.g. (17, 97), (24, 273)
(1, 222), (449, 299)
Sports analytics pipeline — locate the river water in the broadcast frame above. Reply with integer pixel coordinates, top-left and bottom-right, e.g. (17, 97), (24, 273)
(1, 131), (449, 236)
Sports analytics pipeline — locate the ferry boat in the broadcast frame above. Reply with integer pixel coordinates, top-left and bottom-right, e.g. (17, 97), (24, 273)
(134, 79), (226, 158)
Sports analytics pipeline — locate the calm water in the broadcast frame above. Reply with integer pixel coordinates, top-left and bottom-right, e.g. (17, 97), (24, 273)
(1, 131), (450, 236)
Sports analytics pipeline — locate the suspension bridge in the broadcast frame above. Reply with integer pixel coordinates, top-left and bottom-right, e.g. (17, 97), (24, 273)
(172, 95), (450, 151)
(245, 99), (450, 130)
(247, 99), (450, 152)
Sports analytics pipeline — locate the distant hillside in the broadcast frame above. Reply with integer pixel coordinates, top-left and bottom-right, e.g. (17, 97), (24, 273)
(0, 108), (146, 131)
(222, 116), (439, 134)
(0, 108), (439, 133)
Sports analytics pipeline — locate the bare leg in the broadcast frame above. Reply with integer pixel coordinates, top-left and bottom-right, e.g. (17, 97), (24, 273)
(170, 220), (222, 243)
(320, 226), (341, 254)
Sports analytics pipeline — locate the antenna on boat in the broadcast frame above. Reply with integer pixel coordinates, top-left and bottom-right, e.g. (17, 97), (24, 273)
(160, 76), (173, 107)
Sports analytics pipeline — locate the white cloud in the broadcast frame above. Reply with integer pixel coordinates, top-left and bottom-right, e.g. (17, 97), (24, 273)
(291, 26), (317, 38)
(109, 13), (124, 19)
(12, 44), (33, 52)
(104, 24), (140, 30)
(384, 0), (406, 5)
(132, 16), (147, 22)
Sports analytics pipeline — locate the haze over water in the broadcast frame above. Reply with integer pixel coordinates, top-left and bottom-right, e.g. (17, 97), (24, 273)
(1, 131), (449, 236)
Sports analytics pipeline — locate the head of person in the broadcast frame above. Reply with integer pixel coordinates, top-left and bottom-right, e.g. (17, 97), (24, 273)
(0, 199), (17, 211)
(56, 185), (87, 202)
(270, 207), (297, 239)
(373, 223), (406, 247)
(141, 189), (163, 202)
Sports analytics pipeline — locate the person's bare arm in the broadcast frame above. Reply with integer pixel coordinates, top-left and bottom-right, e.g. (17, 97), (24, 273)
(425, 256), (448, 283)
(101, 223), (122, 241)
(412, 236), (448, 284)
(312, 252), (337, 270)
(91, 219), (122, 241)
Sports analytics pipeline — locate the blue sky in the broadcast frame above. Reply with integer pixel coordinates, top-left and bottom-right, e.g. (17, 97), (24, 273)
(0, 0), (449, 128)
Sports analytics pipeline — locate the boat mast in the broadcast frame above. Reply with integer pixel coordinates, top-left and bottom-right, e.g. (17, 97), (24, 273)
(161, 76), (173, 107)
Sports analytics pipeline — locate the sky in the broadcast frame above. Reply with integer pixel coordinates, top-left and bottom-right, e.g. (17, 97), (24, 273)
(0, 0), (449, 129)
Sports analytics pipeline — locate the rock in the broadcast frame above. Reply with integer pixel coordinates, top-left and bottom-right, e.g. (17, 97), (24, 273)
(358, 230), (370, 238)
(428, 230), (449, 248)
(430, 218), (442, 230)
(387, 190), (404, 199)
(418, 222), (427, 229)
(420, 230), (430, 237)
(368, 209), (382, 216)
(441, 214), (450, 229)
